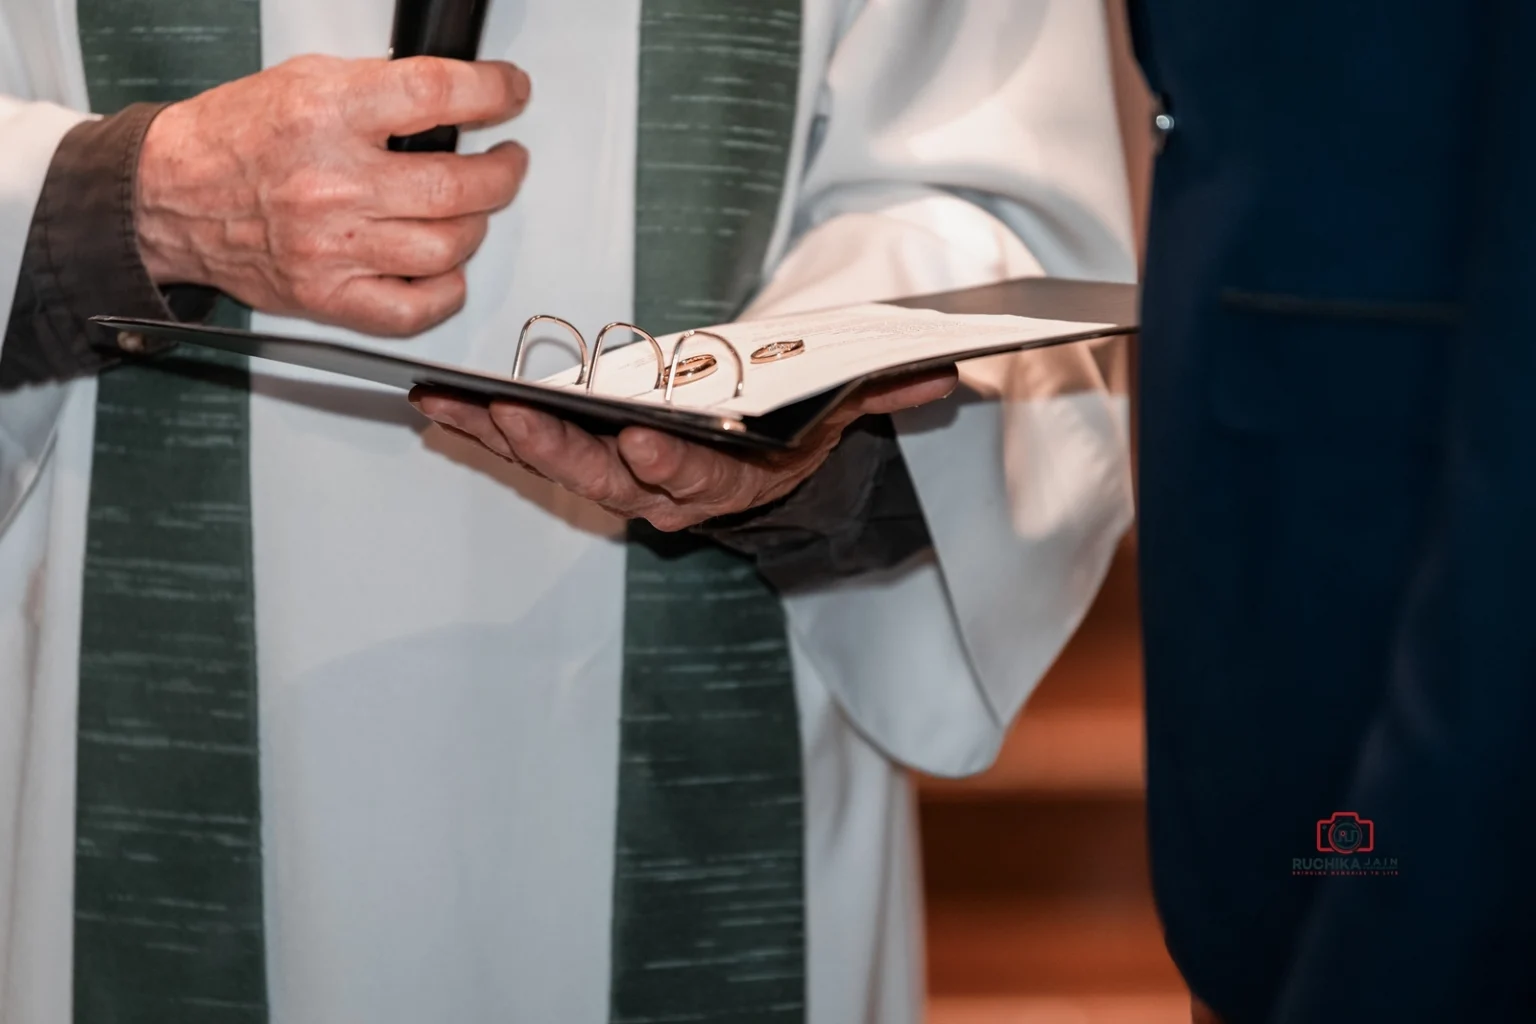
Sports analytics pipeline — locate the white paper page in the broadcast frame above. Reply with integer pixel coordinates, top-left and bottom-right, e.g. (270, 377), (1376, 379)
(534, 303), (1112, 417)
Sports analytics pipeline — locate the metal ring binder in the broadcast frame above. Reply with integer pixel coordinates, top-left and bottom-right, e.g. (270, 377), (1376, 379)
(513, 315), (590, 386)
(513, 316), (750, 408)
(663, 329), (745, 404)
(589, 322), (666, 393)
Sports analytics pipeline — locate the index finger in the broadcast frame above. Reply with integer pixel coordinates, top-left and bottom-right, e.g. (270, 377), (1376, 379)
(347, 58), (531, 139)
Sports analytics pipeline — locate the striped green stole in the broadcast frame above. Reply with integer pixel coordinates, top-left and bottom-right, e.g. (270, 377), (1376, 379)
(611, 3), (807, 1022)
(73, 2), (265, 1020)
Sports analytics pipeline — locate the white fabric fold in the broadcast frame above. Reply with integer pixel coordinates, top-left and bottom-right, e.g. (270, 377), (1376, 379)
(755, 192), (1134, 775)
(0, 98), (88, 533)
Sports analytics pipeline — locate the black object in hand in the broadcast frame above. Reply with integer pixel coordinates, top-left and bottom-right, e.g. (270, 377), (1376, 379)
(387, 0), (491, 152)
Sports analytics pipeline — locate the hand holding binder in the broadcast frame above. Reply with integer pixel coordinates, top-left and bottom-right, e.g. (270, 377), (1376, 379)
(410, 366), (958, 531)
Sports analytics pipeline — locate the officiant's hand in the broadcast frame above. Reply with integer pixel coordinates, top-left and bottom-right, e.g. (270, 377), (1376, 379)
(409, 370), (958, 531)
(135, 55), (531, 336)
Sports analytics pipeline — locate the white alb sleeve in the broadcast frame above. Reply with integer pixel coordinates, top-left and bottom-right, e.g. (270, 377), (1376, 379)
(749, 0), (1136, 775)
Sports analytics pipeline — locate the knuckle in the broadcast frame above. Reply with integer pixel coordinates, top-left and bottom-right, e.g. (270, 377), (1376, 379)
(282, 53), (335, 75)
(409, 228), (457, 272)
(404, 271), (467, 333)
(646, 509), (690, 533)
(382, 300), (429, 338)
(679, 460), (729, 501)
(584, 473), (622, 508)
(271, 167), (352, 212)
(272, 232), (351, 279)
(223, 217), (268, 254)
(455, 216), (492, 259)
(424, 169), (469, 216)
(669, 475), (708, 501)
(279, 53), (337, 88)
(454, 217), (490, 261)
(708, 459), (737, 494)
(430, 232), (464, 271)
(400, 58), (457, 115)
(277, 89), (335, 136)
(266, 176), (313, 216)
(288, 277), (338, 314)
(486, 406), (524, 442)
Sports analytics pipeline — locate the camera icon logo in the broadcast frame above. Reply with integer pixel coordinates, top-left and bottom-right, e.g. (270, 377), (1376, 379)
(1316, 811), (1374, 855)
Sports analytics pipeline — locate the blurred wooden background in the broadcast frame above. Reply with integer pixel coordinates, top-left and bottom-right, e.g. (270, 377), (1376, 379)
(920, 544), (1187, 1024)
(921, 5), (1175, 1022)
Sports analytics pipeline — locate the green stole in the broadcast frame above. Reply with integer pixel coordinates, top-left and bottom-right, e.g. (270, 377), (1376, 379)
(612, 3), (807, 1022)
(73, 2), (266, 1020)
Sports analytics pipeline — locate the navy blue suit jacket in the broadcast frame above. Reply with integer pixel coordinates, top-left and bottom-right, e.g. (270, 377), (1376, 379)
(1129, 1), (1536, 1020)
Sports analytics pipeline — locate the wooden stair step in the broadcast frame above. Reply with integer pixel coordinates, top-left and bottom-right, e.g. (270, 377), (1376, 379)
(922, 786), (1184, 1002)
(926, 894), (1183, 996)
(929, 993), (1191, 1024)
(920, 708), (1144, 799)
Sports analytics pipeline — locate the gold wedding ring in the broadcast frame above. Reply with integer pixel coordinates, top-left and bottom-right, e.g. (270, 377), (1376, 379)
(669, 353), (719, 384)
(750, 339), (806, 364)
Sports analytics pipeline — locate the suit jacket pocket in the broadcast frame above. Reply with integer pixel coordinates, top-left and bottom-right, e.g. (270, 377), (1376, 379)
(1208, 288), (1454, 442)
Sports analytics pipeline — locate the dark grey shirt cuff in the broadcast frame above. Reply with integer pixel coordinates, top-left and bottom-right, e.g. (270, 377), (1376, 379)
(1, 101), (216, 390)
(699, 415), (933, 589)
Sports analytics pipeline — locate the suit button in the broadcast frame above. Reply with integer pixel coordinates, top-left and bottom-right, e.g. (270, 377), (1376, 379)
(1152, 96), (1175, 152)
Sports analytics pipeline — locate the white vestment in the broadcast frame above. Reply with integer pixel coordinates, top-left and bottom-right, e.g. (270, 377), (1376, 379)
(0, 1), (1135, 1020)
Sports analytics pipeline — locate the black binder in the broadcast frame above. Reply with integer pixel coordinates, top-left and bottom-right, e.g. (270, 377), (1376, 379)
(93, 277), (1137, 452)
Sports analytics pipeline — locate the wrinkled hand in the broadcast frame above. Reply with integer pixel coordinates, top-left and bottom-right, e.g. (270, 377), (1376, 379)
(410, 370), (958, 531)
(136, 55), (531, 336)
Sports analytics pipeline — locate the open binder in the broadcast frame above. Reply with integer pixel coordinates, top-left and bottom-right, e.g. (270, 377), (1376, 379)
(93, 277), (1137, 452)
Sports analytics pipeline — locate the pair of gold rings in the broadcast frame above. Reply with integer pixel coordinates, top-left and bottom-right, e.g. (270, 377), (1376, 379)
(673, 337), (807, 387)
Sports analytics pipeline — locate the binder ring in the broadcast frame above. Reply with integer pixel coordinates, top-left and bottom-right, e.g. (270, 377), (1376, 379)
(664, 330), (745, 405)
(513, 315), (590, 386)
(589, 322), (666, 393)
